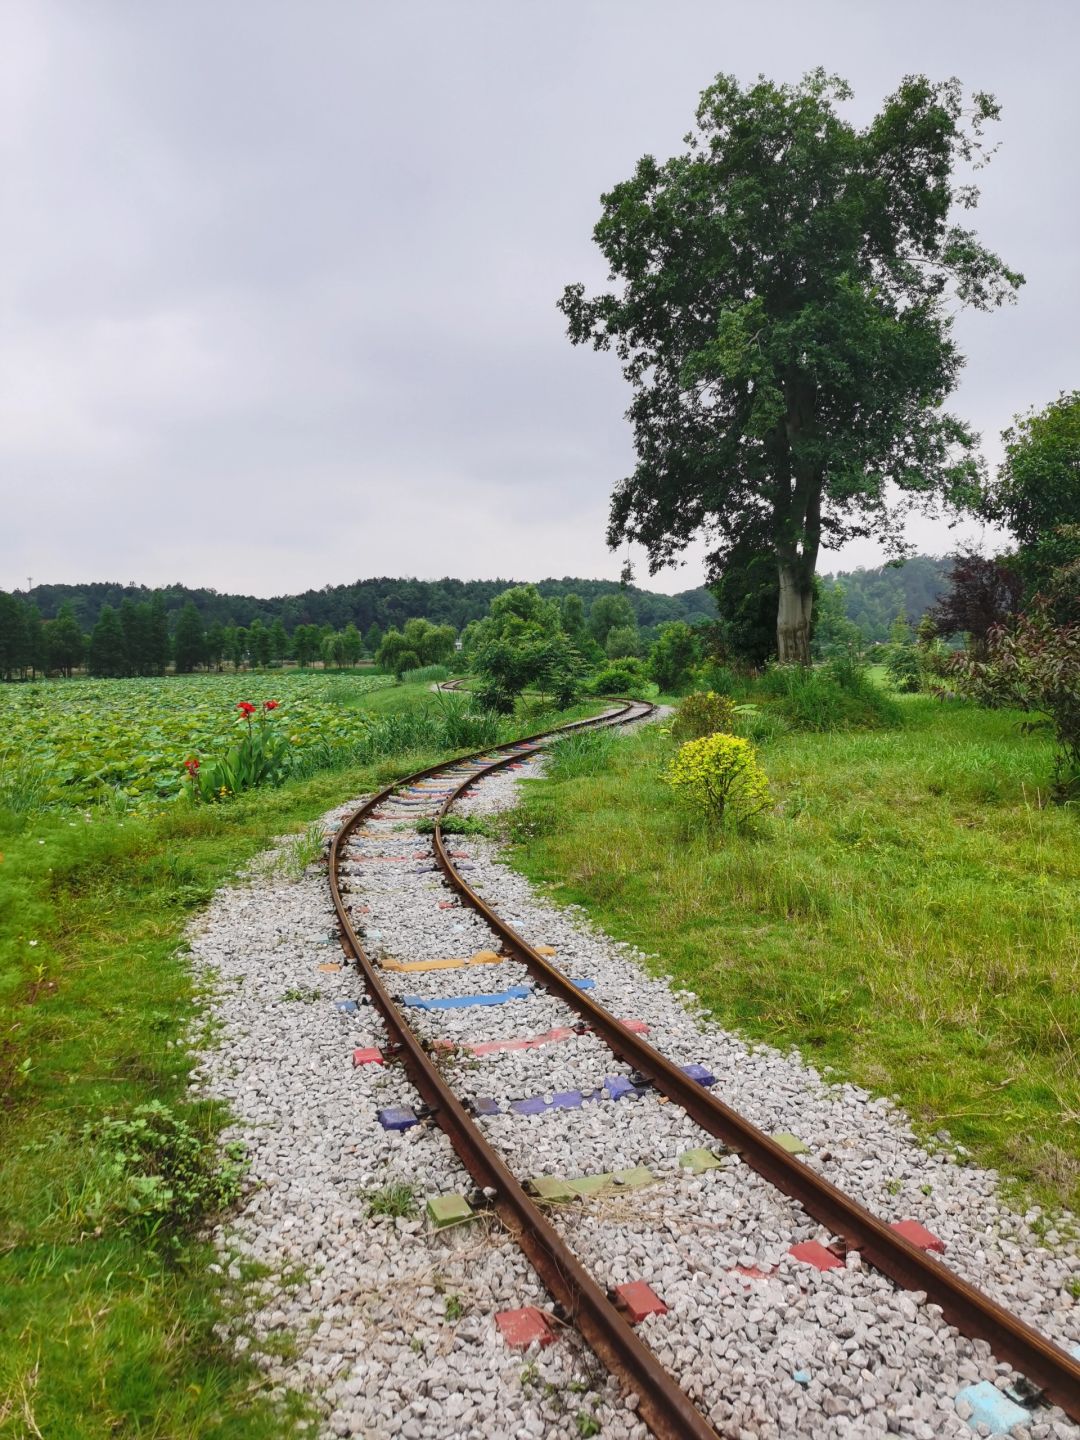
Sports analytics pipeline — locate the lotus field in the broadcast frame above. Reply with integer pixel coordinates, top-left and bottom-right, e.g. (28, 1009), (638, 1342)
(0, 673), (397, 811)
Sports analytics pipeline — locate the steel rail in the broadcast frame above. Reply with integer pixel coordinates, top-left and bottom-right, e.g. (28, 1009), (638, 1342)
(329, 701), (720, 1440)
(431, 735), (1080, 1423)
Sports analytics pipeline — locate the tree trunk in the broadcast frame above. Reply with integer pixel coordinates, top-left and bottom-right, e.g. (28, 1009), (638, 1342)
(777, 563), (813, 665)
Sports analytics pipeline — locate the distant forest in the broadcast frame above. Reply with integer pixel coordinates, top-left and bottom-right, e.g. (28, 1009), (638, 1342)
(818, 554), (951, 643)
(19, 576), (718, 635)
(17, 557), (951, 646)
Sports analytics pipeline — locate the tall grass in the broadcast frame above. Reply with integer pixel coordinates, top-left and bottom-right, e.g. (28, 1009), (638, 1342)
(509, 699), (1080, 1211)
(758, 656), (902, 731)
(398, 663), (451, 685)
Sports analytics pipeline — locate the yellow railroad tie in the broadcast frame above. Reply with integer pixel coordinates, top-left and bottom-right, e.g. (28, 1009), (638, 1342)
(380, 950), (504, 974)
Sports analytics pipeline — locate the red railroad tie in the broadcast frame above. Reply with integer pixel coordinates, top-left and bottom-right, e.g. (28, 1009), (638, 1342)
(613, 1282), (668, 1323)
(352, 1047), (384, 1067)
(788, 1241), (845, 1271)
(890, 1219), (947, 1254)
(470, 1027), (575, 1056)
(495, 1307), (557, 1349)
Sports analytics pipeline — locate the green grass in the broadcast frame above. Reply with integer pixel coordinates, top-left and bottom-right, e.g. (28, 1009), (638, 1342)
(508, 698), (1080, 1211)
(0, 684), (600, 1437)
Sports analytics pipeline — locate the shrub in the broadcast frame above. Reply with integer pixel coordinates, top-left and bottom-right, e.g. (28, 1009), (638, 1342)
(671, 690), (736, 741)
(81, 1101), (246, 1244)
(884, 643), (923, 693)
(664, 732), (771, 827)
(759, 658), (902, 731)
(952, 601), (1080, 799)
(587, 659), (650, 695)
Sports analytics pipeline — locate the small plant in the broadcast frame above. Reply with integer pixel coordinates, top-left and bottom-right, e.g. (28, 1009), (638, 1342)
(415, 814), (494, 836)
(187, 699), (294, 802)
(671, 690), (737, 741)
(665, 732), (771, 827)
(364, 1182), (418, 1218)
(444, 1293), (464, 1321)
(81, 1101), (246, 1243)
(576, 1412), (601, 1437)
(283, 821), (324, 879)
(282, 986), (321, 1003)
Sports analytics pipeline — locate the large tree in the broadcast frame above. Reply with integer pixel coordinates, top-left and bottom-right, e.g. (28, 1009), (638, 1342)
(561, 70), (1022, 662)
(983, 391), (1080, 593)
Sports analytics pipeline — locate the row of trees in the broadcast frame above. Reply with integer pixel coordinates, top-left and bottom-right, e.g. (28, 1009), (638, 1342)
(0, 592), (392, 680)
(0, 596), (90, 680)
(16, 575), (716, 640)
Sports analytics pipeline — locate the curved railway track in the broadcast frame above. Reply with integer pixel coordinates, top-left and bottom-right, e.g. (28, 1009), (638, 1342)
(328, 699), (1080, 1439)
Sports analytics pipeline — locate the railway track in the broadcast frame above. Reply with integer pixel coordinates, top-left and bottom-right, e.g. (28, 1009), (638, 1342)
(327, 699), (1080, 1439)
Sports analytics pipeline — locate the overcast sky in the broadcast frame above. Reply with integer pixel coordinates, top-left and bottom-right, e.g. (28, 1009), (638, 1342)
(2, 0), (1076, 597)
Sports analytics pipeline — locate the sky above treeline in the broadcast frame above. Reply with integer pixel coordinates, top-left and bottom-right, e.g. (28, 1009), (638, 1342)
(3, 1), (1076, 597)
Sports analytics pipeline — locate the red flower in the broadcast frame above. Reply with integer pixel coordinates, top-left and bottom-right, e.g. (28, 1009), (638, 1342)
(237, 701), (257, 715)
(184, 757), (200, 775)
(263, 699), (280, 711)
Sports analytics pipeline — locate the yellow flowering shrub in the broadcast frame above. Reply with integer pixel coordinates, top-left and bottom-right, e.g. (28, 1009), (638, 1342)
(670, 690), (737, 741)
(664, 731), (771, 826)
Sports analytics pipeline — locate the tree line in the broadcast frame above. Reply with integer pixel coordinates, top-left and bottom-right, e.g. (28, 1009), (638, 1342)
(16, 575), (717, 638)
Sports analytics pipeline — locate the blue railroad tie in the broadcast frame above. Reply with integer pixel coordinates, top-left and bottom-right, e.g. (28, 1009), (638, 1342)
(681, 1062), (717, 1087)
(480, 1077), (646, 1118)
(400, 985), (532, 1010)
(570, 978), (596, 991)
(378, 1106), (418, 1131)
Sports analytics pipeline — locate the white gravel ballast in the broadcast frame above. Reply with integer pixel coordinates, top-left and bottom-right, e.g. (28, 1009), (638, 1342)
(186, 728), (1080, 1440)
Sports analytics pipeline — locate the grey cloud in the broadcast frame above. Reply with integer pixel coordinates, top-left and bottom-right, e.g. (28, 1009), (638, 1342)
(2, 0), (1076, 595)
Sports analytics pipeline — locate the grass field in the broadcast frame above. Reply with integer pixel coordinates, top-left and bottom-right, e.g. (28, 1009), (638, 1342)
(0, 677), (577, 1438)
(508, 697), (1080, 1214)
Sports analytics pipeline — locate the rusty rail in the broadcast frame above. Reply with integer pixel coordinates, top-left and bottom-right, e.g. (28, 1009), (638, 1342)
(330, 702), (723, 1440)
(430, 724), (1080, 1424)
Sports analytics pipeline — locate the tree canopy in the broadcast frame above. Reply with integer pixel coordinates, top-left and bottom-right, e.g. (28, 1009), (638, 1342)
(984, 391), (1080, 591)
(561, 69), (1022, 661)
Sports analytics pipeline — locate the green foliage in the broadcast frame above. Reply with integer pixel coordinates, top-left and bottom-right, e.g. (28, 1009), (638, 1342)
(25, 575), (717, 642)
(670, 690), (736, 741)
(45, 601), (85, 676)
(588, 592), (636, 648)
(562, 71), (1021, 662)
(647, 621), (701, 692)
(710, 543), (782, 666)
(81, 1101), (246, 1244)
(173, 602), (206, 674)
(400, 663), (451, 684)
(586, 659), (650, 696)
(820, 556), (952, 645)
(470, 585), (584, 711)
(986, 391), (1080, 590)
(87, 604), (128, 678)
(0, 672), (396, 810)
(953, 597), (1080, 799)
(759, 657), (902, 731)
(546, 728), (619, 781)
(665, 732), (771, 827)
(604, 624), (640, 659)
(813, 580), (863, 659)
(377, 618), (457, 676)
(364, 1183), (418, 1219)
